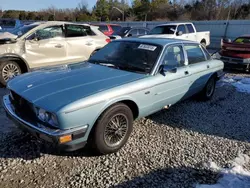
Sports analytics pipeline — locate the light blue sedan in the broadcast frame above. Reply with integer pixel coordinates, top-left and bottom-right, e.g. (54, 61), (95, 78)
(3, 38), (224, 154)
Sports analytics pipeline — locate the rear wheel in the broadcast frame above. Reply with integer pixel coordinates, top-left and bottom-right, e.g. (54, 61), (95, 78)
(0, 61), (21, 86)
(92, 103), (133, 155)
(198, 76), (216, 101)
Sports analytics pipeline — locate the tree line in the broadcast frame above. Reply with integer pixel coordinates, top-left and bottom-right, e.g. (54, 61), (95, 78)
(1, 0), (250, 22)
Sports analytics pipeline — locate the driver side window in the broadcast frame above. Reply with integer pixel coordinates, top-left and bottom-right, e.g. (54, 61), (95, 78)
(162, 45), (185, 68)
(28, 25), (63, 40)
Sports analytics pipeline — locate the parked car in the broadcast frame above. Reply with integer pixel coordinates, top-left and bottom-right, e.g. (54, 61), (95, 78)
(109, 26), (150, 40)
(0, 18), (23, 33)
(0, 21), (110, 86)
(142, 22), (210, 47)
(218, 36), (250, 72)
(92, 23), (122, 36)
(3, 38), (224, 154)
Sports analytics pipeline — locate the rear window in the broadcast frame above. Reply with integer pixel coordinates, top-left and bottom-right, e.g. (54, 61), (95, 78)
(0, 19), (16, 27)
(110, 25), (121, 32)
(184, 44), (206, 64)
(234, 37), (250, 44)
(149, 25), (176, 35)
(66, 25), (95, 37)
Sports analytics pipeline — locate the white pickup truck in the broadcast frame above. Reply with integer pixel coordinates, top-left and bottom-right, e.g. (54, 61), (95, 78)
(142, 22), (210, 47)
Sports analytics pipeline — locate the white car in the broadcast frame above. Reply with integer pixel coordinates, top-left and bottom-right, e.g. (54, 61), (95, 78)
(0, 21), (110, 85)
(142, 22), (210, 47)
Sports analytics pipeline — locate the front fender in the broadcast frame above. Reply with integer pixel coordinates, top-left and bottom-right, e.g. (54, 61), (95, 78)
(0, 53), (30, 71)
(93, 95), (138, 124)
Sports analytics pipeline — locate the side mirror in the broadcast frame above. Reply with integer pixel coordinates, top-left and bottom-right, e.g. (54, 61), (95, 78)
(222, 38), (231, 43)
(159, 65), (177, 75)
(127, 33), (132, 37)
(176, 31), (183, 36)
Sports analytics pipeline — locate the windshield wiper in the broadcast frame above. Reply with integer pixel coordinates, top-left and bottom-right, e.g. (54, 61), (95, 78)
(89, 60), (120, 69)
(99, 63), (116, 67)
(118, 63), (147, 73)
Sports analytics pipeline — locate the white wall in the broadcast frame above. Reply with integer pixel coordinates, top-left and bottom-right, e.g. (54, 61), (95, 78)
(92, 20), (250, 49)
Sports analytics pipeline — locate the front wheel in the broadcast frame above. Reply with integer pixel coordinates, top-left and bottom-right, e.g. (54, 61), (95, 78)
(198, 76), (216, 101)
(0, 61), (22, 86)
(92, 103), (133, 155)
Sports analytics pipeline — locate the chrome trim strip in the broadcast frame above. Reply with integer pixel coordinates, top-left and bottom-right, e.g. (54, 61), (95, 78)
(3, 95), (87, 137)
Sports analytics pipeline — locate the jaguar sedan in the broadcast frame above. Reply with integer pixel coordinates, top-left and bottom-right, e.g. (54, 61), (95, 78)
(3, 38), (224, 154)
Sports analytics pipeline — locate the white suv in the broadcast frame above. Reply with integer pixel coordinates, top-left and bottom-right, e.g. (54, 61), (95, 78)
(0, 21), (110, 85)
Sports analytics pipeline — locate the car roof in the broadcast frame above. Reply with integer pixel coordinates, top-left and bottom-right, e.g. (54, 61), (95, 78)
(93, 23), (120, 26)
(116, 37), (198, 46)
(36, 21), (91, 27)
(156, 22), (193, 27)
(239, 35), (250, 38)
(129, 27), (150, 30)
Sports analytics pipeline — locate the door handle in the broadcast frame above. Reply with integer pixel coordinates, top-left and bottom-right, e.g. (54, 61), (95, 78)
(55, 44), (63, 48)
(207, 65), (210, 69)
(184, 71), (189, 75)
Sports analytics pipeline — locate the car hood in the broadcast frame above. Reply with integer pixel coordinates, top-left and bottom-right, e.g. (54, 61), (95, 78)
(7, 62), (146, 112)
(0, 32), (17, 40)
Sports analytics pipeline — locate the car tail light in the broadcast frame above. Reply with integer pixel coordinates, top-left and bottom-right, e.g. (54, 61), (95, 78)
(106, 38), (111, 43)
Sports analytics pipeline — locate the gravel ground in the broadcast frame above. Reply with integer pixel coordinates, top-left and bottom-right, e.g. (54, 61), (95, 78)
(0, 72), (250, 188)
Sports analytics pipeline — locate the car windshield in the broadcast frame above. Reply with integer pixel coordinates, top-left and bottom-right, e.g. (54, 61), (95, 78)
(234, 37), (250, 44)
(89, 41), (162, 74)
(112, 27), (131, 37)
(11, 24), (38, 38)
(149, 25), (176, 35)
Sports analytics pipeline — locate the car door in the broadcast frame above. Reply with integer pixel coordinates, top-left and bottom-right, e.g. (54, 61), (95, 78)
(65, 24), (96, 62)
(25, 25), (67, 68)
(151, 44), (191, 112)
(183, 43), (212, 96)
(175, 24), (189, 40)
(186, 24), (197, 42)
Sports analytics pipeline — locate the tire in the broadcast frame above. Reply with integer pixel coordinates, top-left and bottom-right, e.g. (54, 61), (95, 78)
(0, 61), (22, 86)
(198, 75), (216, 101)
(92, 103), (133, 155)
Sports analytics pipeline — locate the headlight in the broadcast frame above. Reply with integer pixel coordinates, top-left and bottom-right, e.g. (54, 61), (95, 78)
(36, 108), (58, 127)
(243, 58), (250, 63)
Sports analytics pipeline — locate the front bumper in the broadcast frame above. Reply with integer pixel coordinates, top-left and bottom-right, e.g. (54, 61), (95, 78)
(220, 56), (250, 71)
(3, 95), (88, 151)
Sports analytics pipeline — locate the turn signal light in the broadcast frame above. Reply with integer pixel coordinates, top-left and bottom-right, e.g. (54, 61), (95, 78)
(59, 135), (72, 144)
(106, 38), (111, 43)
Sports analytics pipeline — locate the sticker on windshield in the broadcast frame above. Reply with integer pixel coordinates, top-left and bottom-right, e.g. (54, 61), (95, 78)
(138, 44), (157, 51)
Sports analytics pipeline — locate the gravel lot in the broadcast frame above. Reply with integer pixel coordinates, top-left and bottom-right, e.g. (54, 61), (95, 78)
(0, 72), (250, 188)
